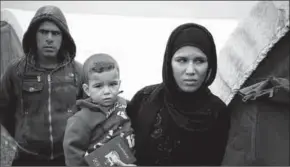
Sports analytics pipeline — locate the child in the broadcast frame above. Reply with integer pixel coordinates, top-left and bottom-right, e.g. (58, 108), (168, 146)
(63, 53), (135, 166)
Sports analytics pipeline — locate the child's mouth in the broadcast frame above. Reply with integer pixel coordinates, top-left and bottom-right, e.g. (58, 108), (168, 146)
(103, 98), (112, 102)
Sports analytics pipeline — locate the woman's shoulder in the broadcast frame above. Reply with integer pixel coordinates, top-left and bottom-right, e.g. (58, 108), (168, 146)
(128, 83), (164, 113)
(207, 92), (231, 122)
(132, 83), (163, 100)
(208, 91), (227, 110)
(138, 83), (162, 94)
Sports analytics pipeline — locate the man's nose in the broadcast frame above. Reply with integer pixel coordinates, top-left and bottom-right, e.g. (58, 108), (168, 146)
(46, 33), (53, 43)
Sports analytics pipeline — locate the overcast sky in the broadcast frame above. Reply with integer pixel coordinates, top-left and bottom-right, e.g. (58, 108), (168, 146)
(1, 1), (259, 20)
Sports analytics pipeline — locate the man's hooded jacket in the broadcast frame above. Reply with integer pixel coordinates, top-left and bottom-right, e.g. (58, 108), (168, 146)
(0, 6), (83, 160)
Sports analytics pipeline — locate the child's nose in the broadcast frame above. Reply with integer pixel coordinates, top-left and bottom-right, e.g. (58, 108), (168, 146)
(103, 86), (111, 94)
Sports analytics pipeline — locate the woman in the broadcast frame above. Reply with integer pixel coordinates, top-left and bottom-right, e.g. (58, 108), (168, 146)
(127, 23), (231, 165)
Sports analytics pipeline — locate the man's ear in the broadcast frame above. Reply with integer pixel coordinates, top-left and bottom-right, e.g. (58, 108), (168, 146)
(82, 83), (90, 97)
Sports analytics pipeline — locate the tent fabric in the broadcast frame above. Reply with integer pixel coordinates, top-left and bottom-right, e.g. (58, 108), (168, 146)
(0, 17), (23, 165)
(218, 1), (289, 165)
(222, 78), (289, 166)
(0, 21), (24, 78)
(210, 1), (289, 105)
(1, 124), (18, 167)
(222, 20), (289, 166)
(1, 9), (23, 41)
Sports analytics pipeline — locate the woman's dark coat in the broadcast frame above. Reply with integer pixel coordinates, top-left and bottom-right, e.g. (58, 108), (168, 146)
(127, 23), (231, 166)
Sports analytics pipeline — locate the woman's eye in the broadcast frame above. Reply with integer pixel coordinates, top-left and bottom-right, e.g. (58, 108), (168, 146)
(195, 58), (207, 64)
(176, 58), (187, 63)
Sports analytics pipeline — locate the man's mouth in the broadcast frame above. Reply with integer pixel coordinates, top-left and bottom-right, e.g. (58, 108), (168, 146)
(43, 46), (55, 50)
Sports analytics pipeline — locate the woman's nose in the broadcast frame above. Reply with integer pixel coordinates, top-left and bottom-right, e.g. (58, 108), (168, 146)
(185, 62), (195, 75)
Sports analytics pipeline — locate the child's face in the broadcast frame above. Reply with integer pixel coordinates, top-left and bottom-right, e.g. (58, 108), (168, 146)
(83, 69), (120, 107)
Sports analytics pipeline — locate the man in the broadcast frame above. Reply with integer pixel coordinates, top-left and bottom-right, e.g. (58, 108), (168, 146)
(0, 5), (83, 166)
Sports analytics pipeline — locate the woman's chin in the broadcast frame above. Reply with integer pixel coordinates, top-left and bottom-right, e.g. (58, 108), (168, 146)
(180, 85), (200, 93)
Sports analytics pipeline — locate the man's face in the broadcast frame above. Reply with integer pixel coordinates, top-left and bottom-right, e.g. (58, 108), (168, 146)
(36, 21), (62, 58)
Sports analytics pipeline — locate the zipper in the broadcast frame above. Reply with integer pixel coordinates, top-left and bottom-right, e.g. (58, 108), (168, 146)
(46, 61), (72, 160)
(47, 74), (54, 160)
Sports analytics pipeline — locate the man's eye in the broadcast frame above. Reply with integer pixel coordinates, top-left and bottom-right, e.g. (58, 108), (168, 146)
(39, 30), (48, 34)
(52, 31), (61, 36)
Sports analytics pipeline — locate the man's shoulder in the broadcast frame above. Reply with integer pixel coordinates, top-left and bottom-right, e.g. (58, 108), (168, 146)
(72, 60), (83, 71)
(3, 57), (26, 77)
(7, 57), (25, 68)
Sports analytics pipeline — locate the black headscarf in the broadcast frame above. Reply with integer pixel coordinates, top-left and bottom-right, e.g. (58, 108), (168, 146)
(162, 23), (218, 132)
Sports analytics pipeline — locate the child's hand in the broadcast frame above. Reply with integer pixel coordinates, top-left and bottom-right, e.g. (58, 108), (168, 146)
(113, 159), (136, 166)
(110, 156), (136, 166)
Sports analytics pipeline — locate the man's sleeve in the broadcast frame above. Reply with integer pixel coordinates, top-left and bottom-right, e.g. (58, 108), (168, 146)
(63, 116), (91, 166)
(74, 60), (86, 100)
(0, 61), (17, 132)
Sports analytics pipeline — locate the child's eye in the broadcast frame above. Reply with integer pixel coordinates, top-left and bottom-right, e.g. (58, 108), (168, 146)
(94, 84), (102, 88)
(110, 82), (118, 87)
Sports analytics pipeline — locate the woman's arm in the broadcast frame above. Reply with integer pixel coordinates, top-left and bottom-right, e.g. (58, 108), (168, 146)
(213, 107), (231, 165)
(127, 87), (147, 129)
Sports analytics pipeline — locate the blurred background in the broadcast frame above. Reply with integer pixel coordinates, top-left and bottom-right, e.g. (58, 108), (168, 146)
(1, 1), (260, 100)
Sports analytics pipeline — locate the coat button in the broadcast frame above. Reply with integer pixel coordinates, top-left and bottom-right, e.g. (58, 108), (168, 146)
(37, 76), (41, 82)
(69, 73), (74, 77)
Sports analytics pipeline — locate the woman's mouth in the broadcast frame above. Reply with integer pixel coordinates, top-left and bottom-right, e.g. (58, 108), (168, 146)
(183, 79), (198, 85)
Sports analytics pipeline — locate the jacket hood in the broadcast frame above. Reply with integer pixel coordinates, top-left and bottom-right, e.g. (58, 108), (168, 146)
(22, 5), (76, 59)
(76, 97), (127, 115)
(162, 23), (217, 95)
(76, 98), (106, 115)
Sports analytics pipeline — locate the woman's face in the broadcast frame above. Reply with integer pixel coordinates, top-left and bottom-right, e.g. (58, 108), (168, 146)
(171, 46), (209, 93)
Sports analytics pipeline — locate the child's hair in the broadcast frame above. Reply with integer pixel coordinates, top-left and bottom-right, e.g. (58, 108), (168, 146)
(83, 53), (119, 83)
